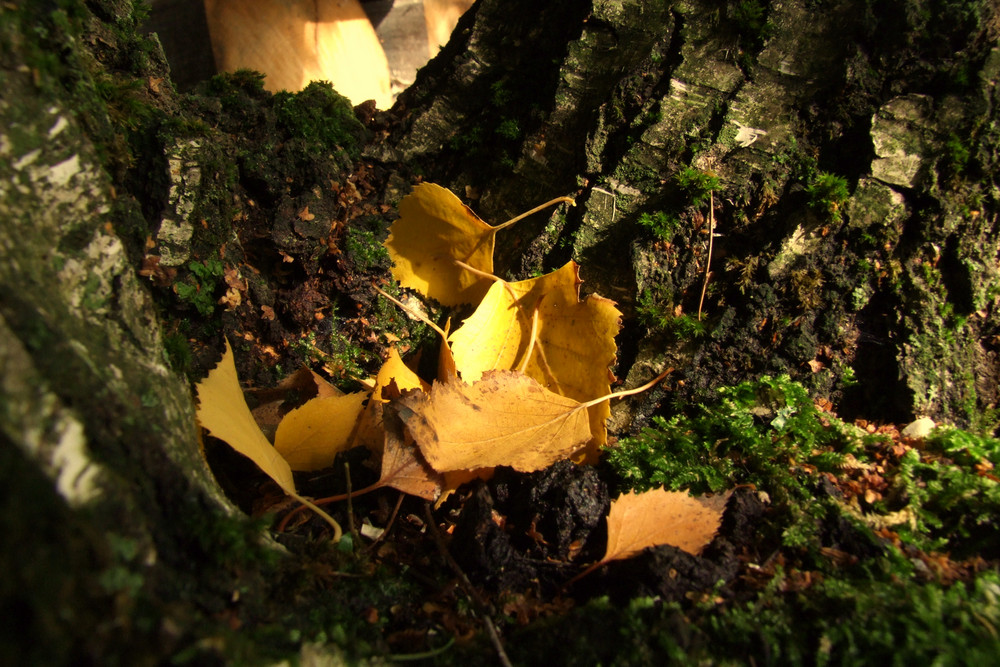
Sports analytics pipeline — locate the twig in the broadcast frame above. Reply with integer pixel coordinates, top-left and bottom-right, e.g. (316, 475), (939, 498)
(698, 190), (715, 321)
(373, 283), (449, 341)
(367, 492), (406, 553)
(345, 461), (358, 545)
(422, 503), (513, 667)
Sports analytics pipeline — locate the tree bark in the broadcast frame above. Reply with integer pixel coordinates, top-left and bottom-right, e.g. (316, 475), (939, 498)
(2, 0), (999, 662)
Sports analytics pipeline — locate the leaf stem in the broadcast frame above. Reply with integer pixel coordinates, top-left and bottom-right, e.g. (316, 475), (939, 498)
(279, 483), (381, 533)
(518, 306), (541, 374)
(492, 196), (576, 232)
(577, 367), (674, 410)
(289, 492), (344, 542)
(452, 261), (562, 390)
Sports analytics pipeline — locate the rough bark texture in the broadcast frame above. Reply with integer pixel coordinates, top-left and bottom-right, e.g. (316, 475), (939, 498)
(2, 0), (999, 663)
(382, 0), (1000, 434)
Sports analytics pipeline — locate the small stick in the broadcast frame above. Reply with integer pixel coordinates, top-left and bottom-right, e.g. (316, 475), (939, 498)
(698, 190), (715, 321)
(373, 283), (449, 341)
(422, 503), (513, 667)
(345, 461), (358, 545)
(367, 492), (406, 552)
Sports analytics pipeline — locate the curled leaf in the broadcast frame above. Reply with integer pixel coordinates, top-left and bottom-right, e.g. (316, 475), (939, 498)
(194, 339), (343, 541)
(196, 339), (296, 495)
(377, 403), (444, 501)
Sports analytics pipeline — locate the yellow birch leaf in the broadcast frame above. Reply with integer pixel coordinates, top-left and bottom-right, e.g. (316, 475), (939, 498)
(383, 182), (497, 306)
(604, 488), (731, 561)
(249, 366), (343, 438)
(195, 339), (296, 496)
(448, 261), (621, 461)
(273, 391), (368, 471)
(373, 348), (429, 401)
(398, 370), (592, 473)
(355, 348), (430, 453)
(195, 339), (344, 541)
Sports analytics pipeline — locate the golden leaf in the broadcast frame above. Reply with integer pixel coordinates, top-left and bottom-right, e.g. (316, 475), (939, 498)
(365, 347), (428, 402)
(383, 183), (574, 306)
(604, 488), (731, 561)
(448, 261), (621, 461)
(354, 348), (429, 453)
(383, 183), (497, 306)
(397, 370), (593, 473)
(248, 366), (343, 438)
(195, 339), (344, 541)
(195, 339), (297, 495)
(273, 391), (367, 471)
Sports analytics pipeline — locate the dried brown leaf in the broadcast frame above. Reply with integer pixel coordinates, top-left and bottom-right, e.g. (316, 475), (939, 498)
(603, 488), (731, 561)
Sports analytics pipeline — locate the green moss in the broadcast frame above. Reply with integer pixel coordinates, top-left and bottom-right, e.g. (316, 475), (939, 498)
(607, 375), (855, 498)
(272, 82), (367, 160)
(293, 329), (369, 385)
(806, 171), (850, 222)
(174, 258), (224, 317)
(495, 117), (522, 140)
(344, 226), (390, 272)
(607, 374), (1000, 558)
(732, 0), (774, 49)
(490, 569), (1000, 666)
(490, 79), (513, 107)
(636, 289), (709, 340)
(163, 330), (192, 374)
(675, 167), (720, 208)
(596, 377), (1000, 662)
(888, 427), (1000, 553)
(636, 210), (680, 240)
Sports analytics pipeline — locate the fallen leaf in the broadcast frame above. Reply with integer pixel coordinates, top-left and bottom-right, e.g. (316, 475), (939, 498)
(273, 391), (367, 471)
(604, 488), (731, 561)
(383, 183), (497, 306)
(448, 261), (621, 461)
(195, 339), (343, 540)
(373, 348), (429, 400)
(375, 403), (444, 501)
(195, 339), (296, 495)
(248, 366), (344, 438)
(397, 370), (592, 473)
(355, 349), (430, 453)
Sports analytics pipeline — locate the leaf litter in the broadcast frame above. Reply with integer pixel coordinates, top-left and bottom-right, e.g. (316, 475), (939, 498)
(194, 183), (730, 651)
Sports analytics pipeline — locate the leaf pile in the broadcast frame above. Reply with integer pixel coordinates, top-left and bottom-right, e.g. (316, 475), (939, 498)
(195, 182), (730, 571)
